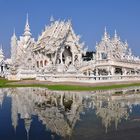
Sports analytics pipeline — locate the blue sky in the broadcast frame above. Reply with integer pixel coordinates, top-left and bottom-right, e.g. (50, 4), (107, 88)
(0, 0), (140, 57)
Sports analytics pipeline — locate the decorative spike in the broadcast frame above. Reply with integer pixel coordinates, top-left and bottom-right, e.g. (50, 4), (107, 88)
(12, 28), (17, 38)
(13, 28), (15, 36)
(0, 44), (4, 60)
(103, 26), (109, 41)
(11, 28), (17, 41)
(125, 40), (128, 44)
(0, 44), (3, 52)
(96, 41), (98, 46)
(68, 19), (72, 25)
(0, 44), (2, 50)
(104, 27), (107, 37)
(26, 13), (29, 26)
(125, 40), (128, 47)
(50, 15), (54, 22)
(114, 30), (117, 38)
(24, 13), (32, 37)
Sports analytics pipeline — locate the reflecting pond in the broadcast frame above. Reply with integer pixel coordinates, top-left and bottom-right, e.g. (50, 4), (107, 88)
(1, 87), (140, 140)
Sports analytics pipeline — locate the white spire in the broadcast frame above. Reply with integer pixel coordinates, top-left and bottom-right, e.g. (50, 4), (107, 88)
(96, 41), (98, 46)
(104, 26), (107, 34)
(12, 28), (17, 39)
(125, 40), (128, 48)
(125, 40), (128, 45)
(50, 15), (54, 22)
(24, 13), (32, 37)
(0, 44), (2, 50)
(113, 30), (120, 42)
(11, 29), (17, 62)
(114, 30), (117, 38)
(0, 44), (4, 61)
(26, 13), (29, 25)
(0, 45), (3, 54)
(103, 26), (109, 41)
(13, 28), (16, 37)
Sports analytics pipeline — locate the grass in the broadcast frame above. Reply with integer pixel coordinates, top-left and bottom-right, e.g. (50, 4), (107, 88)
(46, 83), (140, 91)
(0, 78), (140, 91)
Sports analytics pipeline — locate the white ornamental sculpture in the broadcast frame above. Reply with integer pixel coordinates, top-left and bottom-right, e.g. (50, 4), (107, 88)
(0, 45), (4, 62)
(11, 29), (18, 64)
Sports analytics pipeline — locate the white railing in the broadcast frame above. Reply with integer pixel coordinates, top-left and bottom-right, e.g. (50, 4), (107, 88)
(36, 74), (140, 82)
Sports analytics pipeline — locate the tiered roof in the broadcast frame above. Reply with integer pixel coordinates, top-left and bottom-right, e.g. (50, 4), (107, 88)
(35, 20), (84, 53)
(96, 28), (140, 62)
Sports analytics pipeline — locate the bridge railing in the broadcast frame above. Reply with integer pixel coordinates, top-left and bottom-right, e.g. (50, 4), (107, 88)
(36, 74), (140, 82)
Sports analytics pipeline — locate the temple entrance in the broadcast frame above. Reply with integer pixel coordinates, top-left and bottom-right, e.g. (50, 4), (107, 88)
(27, 58), (33, 69)
(115, 68), (123, 75)
(1, 66), (3, 73)
(62, 46), (72, 66)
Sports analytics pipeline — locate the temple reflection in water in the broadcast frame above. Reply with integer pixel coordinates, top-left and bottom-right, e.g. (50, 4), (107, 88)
(0, 87), (140, 139)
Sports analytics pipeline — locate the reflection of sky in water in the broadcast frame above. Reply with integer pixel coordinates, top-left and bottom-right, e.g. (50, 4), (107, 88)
(0, 87), (140, 140)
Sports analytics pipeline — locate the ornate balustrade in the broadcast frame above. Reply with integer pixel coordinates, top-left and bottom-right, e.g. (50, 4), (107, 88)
(36, 73), (140, 82)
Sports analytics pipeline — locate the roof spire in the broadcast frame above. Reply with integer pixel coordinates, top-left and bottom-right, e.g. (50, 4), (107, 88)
(11, 28), (17, 42)
(13, 28), (16, 37)
(114, 30), (118, 39)
(24, 13), (32, 37)
(0, 44), (2, 50)
(0, 44), (4, 60)
(26, 13), (29, 25)
(0, 44), (3, 52)
(103, 26), (109, 41)
(50, 15), (54, 22)
(104, 26), (107, 37)
(96, 41), (98, 46)
(125, 40), (128, 48)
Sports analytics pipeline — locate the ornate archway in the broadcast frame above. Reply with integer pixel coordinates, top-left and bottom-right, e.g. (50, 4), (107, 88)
(62, 46), (72, 66)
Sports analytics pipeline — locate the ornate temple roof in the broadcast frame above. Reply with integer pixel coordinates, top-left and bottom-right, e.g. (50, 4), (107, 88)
(96, 28), (140, 62)
(34, 20), (84, 53)
(23, 14), (32, 37)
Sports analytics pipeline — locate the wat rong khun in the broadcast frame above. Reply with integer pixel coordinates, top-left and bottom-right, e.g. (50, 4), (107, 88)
(0, 15), (140, 88)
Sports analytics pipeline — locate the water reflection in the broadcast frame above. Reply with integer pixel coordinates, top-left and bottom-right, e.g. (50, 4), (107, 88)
(0, 87), (140, 140)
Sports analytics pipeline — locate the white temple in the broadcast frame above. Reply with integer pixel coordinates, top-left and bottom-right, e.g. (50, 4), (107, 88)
(1, 14), (140, 82)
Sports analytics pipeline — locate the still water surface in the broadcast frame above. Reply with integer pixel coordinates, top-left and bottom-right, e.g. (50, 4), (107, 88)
(0, 87), (140, 140)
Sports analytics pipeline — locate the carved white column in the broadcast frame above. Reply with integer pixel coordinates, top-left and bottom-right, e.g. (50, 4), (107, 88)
(96, 68), (99, 80)
(111, 67), (114, 75)
(122, 68), (127, 75)
(60, 51), (63, 64)
(72, 52), (75, 65)
(100, 53), (102, 60)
